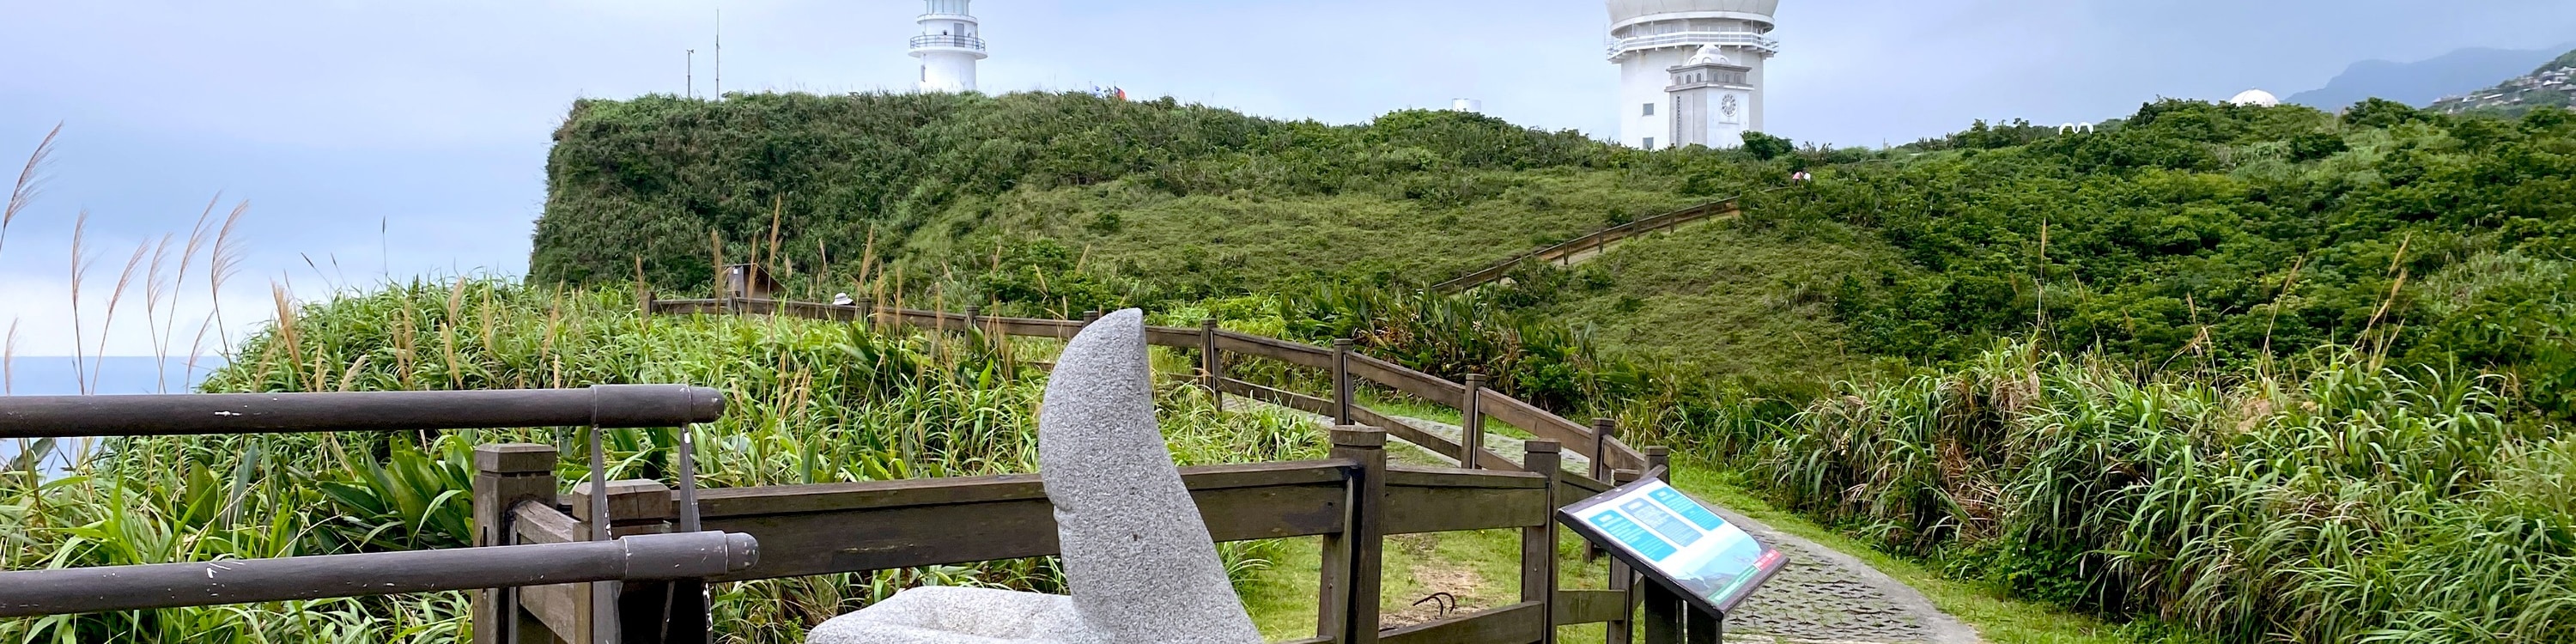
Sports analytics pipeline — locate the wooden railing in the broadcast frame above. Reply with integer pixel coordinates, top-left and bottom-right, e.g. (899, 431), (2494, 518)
(1431, 198), (1743, 293)
(1, 298), (1686, 644)
(0, 386), (756, 644)
(485, 430), (1672, 643)
(647, 296), (1649, 482)
(638, 296), (1680, 642)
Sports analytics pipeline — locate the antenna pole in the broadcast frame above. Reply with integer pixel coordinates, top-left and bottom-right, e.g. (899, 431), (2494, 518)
(686, 49), (696, 98)
(714, 8), (722, 100)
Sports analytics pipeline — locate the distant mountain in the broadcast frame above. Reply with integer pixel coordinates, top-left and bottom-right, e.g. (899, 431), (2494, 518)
(2287, 44), (2575, 110)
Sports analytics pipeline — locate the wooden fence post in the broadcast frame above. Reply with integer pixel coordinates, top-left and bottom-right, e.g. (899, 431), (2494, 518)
(1332, 339), (1354, 425)
(855, 298), (874, 329)
(1318, 426), (1386, 644)
(1200, 318), (1224, 411)
(1082, 310), (1101, 326)
(473, 443), (558, 644)
(1522, 440), (1562, 644)
(1606, 467), (1643, 644)
(963, 305), (981, 336)
(1638, 447), (1682, 644)
(570, 479), (678, 644)
(1589, 418), (1616, 485)
(1461, 374), (1486, 470)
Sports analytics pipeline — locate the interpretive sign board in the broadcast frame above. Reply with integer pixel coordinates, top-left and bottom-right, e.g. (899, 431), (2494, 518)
(1558, 474), (1788, 616)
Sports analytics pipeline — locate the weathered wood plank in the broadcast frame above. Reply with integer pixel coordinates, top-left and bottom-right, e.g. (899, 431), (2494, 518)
(1557, 476), (1610, 501)
(1214, 331), (1334, 369)
(1344, 353), (1463, 408)
(512, 501), (581, 545)
(705, 482), (1346, 581)
(1385, 465), (1546, 490)
(1379, 601), (1545, 644)
(691, 460), (1345, 518)
(1142, 325), (1202, 349)
(1552, 590), (1628, 625)
(1477, 391), (1644, 473)
(1383, 484), (1549, 533)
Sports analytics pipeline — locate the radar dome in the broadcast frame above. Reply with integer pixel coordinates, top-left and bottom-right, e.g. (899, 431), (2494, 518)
(2228, 89), (2281, 107)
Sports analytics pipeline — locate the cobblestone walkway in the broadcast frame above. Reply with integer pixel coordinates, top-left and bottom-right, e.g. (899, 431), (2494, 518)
(1378, 416), (1984, 644)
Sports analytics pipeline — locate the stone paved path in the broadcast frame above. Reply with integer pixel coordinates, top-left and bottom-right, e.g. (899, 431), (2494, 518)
(1368, 415), (1984, 644)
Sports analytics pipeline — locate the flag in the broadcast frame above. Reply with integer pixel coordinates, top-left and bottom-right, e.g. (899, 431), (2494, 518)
(1113, 87), (1127, 101)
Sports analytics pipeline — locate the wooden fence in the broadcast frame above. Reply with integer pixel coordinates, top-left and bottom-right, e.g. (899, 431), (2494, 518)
(605, 296), (1682, 643)
(1430, 199), (1741, 293)
(0, 386), (757, 644)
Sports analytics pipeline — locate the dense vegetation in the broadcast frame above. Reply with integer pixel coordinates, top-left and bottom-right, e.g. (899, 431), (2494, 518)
(1741, 344), (2574, 643)
(532, 91), (2576, 643)
(0, 282), (1319, 643)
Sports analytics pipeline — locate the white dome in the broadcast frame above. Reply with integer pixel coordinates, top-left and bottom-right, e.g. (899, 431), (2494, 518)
(2228, 88), (2280, 107)
(1608, 0), (1779, 25)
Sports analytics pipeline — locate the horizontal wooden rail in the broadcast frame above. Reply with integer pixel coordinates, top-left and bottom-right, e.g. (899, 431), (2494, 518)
(1215, 377), (1520, 471)
(0, 532), (756, 617)
(1431, 197), (1744, 293)
(0, 385), (725, 439)
(498, 458), (1564, 583)
(683, 461), (1354, 581)
(648, 297), (1646, 477)
(1381, 601), (1546, 644)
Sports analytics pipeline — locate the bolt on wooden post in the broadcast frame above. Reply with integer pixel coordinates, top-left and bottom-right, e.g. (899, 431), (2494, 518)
(1318, 426), (1387, 644)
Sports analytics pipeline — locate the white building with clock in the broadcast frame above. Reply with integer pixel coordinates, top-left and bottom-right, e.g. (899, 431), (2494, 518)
(1608, 0), (1779, 149)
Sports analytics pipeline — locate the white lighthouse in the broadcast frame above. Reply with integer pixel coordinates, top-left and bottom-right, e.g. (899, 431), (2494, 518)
(910, 0), (987, 93)
(1607, 0), (1779, 149)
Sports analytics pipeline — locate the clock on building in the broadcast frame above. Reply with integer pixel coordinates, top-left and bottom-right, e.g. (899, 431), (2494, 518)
(1721, 94), (1740, 118)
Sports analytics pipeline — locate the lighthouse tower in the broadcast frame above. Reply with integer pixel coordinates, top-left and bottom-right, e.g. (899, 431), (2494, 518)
(910, 0), (987, 93)
(1607, 0), (1779, 149)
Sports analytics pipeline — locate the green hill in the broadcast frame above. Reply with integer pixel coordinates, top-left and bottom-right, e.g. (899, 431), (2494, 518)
(536, 93), (2576, 406)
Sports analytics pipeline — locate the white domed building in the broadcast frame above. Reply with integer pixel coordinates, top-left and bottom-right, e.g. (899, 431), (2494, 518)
(1607, 0), (1780, 149)
(2228, 88), (2281, 107)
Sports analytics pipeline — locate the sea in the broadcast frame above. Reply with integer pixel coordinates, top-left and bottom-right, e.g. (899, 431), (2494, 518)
(1, 355), (225, 472)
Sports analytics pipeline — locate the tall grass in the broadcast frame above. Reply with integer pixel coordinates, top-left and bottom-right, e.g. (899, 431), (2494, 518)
(1740, 342), (2576, 644)
(3, 280), (1326, 643)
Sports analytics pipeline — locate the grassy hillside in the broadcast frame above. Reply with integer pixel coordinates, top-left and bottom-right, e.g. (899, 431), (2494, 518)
(538, 93), (2576, 402)
(532, 91), (1827, 380)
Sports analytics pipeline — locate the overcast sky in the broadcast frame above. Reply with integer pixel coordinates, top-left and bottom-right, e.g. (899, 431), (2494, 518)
(2, 0), (2573, 357)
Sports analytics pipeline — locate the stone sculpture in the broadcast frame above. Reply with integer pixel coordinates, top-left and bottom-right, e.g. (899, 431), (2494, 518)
(808, 309), (1262, 644)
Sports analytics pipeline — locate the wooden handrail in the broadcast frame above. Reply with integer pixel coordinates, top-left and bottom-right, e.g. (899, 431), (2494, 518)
(1430, 197), (1746, 293)
(647, 298), (1649, 475)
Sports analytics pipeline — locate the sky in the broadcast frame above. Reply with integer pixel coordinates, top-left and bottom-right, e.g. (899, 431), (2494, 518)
(1, 0), (2573, 360)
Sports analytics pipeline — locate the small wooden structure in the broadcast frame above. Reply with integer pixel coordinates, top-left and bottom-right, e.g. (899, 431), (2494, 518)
(721, 263), (781, 300)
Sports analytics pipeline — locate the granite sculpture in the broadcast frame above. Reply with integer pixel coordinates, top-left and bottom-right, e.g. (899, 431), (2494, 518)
(808, 308), (1262, 644)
